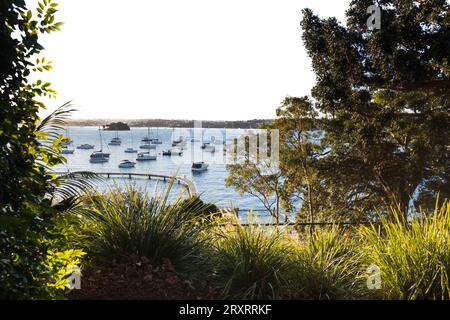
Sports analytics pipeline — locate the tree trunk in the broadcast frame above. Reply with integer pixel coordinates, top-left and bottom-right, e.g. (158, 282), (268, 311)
(307, 181), (315, 235)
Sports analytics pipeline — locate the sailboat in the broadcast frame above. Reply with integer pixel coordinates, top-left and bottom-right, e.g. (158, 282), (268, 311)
(65, 128), (73, 145)
(90, 128), (110, 163)
(151, 128), (162, 144)
(192, 142), (208, 172)
(108, 131), (121, 146)
(125, 130), (137, 153)
(141, 127), (152, 142)
(62, 128), (75, 153)
(171, 128), (186, 148)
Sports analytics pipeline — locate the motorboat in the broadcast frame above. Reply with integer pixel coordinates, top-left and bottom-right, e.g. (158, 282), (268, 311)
(77, 144), (94, 149)
(125, 147), (138, 153)
(191, 161), (209, 172)
(118, 160), (136, 168)
(136, 151), (157, 161)
(89, 151), (110, 163)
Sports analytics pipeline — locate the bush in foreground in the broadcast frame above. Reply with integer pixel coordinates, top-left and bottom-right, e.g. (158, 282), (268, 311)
(210, 224), (295, 299)
(291, 227), (365, 299)
(360, 201), (450, 299)
(79, 182), (216, 277)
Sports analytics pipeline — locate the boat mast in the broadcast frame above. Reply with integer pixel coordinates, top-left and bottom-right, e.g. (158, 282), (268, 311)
(99, 127), (103, 151)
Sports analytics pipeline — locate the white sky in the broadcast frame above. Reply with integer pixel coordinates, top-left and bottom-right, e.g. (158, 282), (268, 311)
(34, 0), (351, 120)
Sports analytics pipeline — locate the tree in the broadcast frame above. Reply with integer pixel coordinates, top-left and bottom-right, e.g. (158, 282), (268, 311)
(1, 0), (63, 211)
(300, 0), (449, 220)
(0, 1), (89, 299)
(226, 131), (289, 224)
(269, 97), (324, 225)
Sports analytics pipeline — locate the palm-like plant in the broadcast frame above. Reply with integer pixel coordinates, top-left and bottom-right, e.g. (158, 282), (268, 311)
(35, 101), (102, 211)
(210, 223), (295, 299)
(78, 180), (217, 276)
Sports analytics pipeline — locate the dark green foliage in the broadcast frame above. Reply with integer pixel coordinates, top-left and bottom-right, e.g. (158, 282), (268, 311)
(210, 225), (295, 299)
(177, 196), (220, 219)
(1, 0), (63, 210)
(0, 1), (91, 299)
(299, 0), (450, 219)
(79, 183), (215, 276)
(360, 201), (450, 299)
(0, 201), (83, 299)
(292, 228), (365, 299)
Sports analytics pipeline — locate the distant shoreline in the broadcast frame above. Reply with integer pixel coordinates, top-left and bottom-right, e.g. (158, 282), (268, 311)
(65, 119), (273, 129)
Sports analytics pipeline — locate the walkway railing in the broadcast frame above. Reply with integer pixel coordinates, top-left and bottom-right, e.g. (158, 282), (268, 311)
(55, 171), (198, 197)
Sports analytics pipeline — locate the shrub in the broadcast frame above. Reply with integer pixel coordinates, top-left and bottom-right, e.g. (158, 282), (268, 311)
(79, 182), (215, 276)
(210, 224), (295, 299)
(0, 202), (85, 299)
(360, 201), (450, 299)
(291, 227), (365, 299)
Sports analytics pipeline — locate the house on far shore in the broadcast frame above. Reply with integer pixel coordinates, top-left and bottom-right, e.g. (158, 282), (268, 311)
(103, 122), (130, 131)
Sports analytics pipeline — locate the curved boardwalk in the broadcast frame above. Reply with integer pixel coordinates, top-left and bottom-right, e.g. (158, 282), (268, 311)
(55, 171), (198, 197)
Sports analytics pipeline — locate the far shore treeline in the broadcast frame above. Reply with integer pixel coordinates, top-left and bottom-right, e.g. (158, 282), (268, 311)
(67, 118), (275, 129)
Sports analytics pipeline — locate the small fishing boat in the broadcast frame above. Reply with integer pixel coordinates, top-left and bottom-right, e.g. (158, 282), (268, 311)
(118, 160), (136, 168)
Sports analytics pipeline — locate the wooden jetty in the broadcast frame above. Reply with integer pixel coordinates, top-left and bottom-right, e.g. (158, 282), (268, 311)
(54, 171), (198, 197)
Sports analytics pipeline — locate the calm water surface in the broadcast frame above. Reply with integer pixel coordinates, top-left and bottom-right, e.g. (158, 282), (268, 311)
(55, 127), (275, 222)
